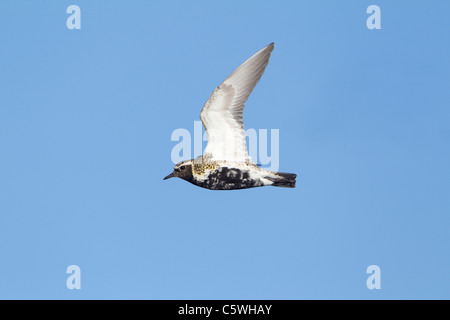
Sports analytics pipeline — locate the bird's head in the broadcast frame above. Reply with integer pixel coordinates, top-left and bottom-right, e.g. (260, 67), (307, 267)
(163, 160), (194, 182)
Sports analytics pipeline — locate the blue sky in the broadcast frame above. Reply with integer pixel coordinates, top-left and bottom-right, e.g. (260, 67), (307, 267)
(0, 1), (449, 299)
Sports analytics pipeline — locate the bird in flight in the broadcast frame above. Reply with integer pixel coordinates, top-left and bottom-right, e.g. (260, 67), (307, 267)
(164, 43), (296, 190)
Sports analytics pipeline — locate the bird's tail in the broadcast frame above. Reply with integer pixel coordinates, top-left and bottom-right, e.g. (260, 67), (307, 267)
(266, 172), (297, 188)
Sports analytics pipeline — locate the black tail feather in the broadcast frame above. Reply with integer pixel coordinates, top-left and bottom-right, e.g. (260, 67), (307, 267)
(266, 172), (297, 188)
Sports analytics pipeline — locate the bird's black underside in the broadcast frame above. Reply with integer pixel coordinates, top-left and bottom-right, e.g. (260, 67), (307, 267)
(196, 167), (264, 190)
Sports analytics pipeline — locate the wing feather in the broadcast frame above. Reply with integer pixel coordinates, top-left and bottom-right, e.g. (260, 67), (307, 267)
(200, 43), (274, 162)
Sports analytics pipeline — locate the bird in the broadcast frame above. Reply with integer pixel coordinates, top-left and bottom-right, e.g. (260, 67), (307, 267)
(164, 42), (296, 190)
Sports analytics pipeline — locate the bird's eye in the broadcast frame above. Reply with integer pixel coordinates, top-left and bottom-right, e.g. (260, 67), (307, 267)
(180, 166), (185, 170)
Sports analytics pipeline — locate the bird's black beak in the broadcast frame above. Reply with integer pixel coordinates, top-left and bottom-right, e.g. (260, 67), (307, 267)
(163, 172), (175, 180)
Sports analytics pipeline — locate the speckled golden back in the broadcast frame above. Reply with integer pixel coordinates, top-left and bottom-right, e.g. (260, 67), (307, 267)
(193, 158), (218, 175)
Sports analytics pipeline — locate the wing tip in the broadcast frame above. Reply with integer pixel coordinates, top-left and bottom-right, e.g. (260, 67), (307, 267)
(266, 42), (275, 51)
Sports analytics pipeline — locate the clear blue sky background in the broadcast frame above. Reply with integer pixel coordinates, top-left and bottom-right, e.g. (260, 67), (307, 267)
(0, 1), (449, 299)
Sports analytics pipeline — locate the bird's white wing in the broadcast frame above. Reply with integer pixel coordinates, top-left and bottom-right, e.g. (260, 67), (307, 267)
(200, 43), (274, 162)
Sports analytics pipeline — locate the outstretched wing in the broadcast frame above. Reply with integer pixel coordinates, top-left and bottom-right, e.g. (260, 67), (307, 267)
(200, 43), (274, 162)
